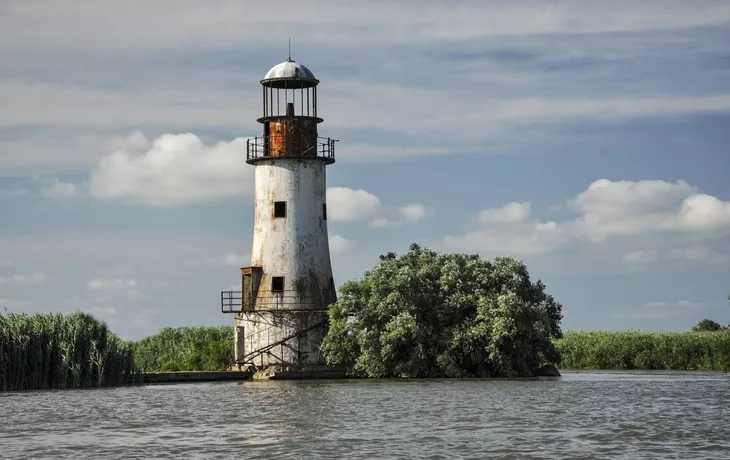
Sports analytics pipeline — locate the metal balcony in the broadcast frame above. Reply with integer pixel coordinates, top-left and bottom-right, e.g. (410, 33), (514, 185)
(221, 289), (336, 313)
(246, 136), (336, 164)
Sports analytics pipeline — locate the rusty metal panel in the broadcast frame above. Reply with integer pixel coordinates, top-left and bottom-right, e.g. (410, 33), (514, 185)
(268, 118), (318, 158)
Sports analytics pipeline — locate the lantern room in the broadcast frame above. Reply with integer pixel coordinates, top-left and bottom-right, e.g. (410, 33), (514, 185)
(247, 58), (334, 164)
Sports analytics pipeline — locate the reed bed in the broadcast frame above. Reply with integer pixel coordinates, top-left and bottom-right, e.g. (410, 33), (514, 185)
(133, 326), (234, 372)
(556, 330), (730, 371)
(0, 312), (137, 391)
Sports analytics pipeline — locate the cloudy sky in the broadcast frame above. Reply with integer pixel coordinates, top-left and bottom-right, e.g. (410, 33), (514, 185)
(1, 0), (729, 339)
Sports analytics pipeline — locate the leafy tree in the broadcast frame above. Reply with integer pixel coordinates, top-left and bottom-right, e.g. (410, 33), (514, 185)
(691, 319), (725, 332)
(322, 244), (563, 378)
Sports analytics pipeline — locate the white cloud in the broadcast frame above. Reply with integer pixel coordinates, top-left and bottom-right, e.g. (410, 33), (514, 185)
(89, 133), (252, 207)
(0, 272), (48, 285)
(0, 79), (258, 132)
(208, 253), (250, 267)
(370, 218), (395, 229)
(326, 187), (382, 221)
(83, 306), (116, 317)
(445, 178), (730, 255)
(473, 202), (531, 225)
(110, 130), (149, 151)
(40, 177), (83, 198)
(1, 2), (730, 177)
(87, 278), (137, 290)
(3, 1), (729, 52)
(399, 203), (430, 223)
(623, 250), (658, 265)
(493, 95), (730, 124)
(369, 203), (432, 228)
(329, 234), (353, 253)
(678, 194), (730, 230)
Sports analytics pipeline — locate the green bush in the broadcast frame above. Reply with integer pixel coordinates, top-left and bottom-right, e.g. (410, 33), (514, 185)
(132, 326), (234, 372)
(322, 244), (563, 378)
(0, 312), (136, 391)
(556, 330), (730, 371)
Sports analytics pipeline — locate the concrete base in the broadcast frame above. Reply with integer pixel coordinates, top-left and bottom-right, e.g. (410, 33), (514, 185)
(252, 364), (349, 380)
(235, 310), (329, 367)
(141, 371), (254, 384)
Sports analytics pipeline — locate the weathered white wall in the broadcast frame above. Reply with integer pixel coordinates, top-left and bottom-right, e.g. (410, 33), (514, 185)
(234, 158), (335, 367)
(250, 158), (334, 309)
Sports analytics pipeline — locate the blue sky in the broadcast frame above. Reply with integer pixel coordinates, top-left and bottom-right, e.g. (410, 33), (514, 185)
(1, 0), (729, 339)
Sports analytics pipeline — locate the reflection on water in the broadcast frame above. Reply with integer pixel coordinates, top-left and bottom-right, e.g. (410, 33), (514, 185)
(1, 371), (729, 459)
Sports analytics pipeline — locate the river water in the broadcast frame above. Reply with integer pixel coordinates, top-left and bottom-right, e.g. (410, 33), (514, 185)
(1, 371), (728, 459)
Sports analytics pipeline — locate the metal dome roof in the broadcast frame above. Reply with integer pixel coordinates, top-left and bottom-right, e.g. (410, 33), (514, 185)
(261, 58), (319, 88)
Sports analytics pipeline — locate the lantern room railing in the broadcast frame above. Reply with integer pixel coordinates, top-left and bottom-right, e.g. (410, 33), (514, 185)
(246, 136), (336, 164)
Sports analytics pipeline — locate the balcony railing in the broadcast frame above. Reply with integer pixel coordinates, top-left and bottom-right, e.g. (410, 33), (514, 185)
(246, 136), (336, 164)
(221, 289), (337, 313)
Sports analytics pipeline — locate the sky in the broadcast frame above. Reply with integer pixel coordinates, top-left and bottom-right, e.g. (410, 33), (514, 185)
(1, 0), (729, 340)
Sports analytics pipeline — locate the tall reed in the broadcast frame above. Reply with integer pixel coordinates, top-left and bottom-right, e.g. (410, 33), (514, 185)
(0, 312), (137, 391)
(133, 326), (234, 372)
(556, 330), (730, 371)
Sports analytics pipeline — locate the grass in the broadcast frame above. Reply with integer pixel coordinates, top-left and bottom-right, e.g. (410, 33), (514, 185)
(132, 326), (234, 372)
(0, 312), (136, 391)
(556, 330), (730, 372)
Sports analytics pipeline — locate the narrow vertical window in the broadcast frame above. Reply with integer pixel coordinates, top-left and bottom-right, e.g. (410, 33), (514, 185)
(272, 276), (284, 293)
(323, 203), (327, 220)
(274, 201), (286, 218)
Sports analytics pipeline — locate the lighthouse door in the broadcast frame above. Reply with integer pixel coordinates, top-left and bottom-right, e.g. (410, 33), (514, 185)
(242, 273), (253, 311)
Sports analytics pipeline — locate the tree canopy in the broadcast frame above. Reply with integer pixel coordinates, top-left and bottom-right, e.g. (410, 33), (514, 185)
(322, 244), (563, 378)
(691, 319), (726, 332)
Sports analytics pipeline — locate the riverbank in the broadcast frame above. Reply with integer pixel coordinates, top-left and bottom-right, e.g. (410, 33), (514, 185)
(3, 313), (730, 391)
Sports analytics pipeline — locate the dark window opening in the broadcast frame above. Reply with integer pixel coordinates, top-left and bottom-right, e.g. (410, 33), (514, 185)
(323, 203), (327, 220)
(272, 276), (284, 292)
(274, 201), (286, 218)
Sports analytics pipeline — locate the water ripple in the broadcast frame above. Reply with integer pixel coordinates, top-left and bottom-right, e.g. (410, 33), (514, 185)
(1, 371), (729, 459)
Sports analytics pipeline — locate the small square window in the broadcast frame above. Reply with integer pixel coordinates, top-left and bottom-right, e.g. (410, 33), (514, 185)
(272, 276), (284, 292)
(274, 201), (286, 218)
(323, 203), (327, 220)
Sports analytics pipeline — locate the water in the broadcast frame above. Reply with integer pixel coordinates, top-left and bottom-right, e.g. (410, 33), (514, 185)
(1, 371), (728, 459)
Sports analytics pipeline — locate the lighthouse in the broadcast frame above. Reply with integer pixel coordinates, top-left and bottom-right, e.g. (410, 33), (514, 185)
(221, 57), (337, 369)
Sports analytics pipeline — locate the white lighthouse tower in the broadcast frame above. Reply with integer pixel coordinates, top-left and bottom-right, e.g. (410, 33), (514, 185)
(221, 57), (337, 369)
